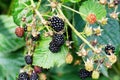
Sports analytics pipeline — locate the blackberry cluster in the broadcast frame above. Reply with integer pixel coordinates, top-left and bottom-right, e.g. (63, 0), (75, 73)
(49, 34), (64, 53)
(79, 69), (92, 79)
(30, 72), (39, 80)
(31, 34), (40, 41)
(114, 0), (120, 5)
(25, 55), (33, 65)
(48, 16), (64, 32)
(18, 72), (29, 80)
(105, 44), (115, 55)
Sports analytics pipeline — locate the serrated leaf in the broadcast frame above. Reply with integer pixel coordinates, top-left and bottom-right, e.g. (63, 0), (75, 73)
(0, 49), (25, 80)
(80, 0), (106, 20)
(97, 18), (120, 47)
(12, 0), (32, 26)
(33, 36), (68, 69)
(100, 64), (109, 77)
(0, 15), (25, 54)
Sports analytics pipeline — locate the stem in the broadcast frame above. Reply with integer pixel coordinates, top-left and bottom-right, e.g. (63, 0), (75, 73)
(57, 5), (96, 51)
(62, 4), (86, 17)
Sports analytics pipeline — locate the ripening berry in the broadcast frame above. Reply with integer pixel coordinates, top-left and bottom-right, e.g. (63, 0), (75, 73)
(85, 59), (94, 72)
(86, 13), (97, 24)
(92, 70), (100, 79)
(15, 27), (24, 37)
(34, 66), (42, 73)
(65, 53), (73, 64)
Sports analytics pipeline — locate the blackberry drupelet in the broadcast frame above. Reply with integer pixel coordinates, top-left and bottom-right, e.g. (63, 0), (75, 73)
(25, 55), (33, 65)
(49, 41), (60, 53)
(79, 69), (92, 79)
(30, 72), (39, 80)
(105, 44), (115, 55)
(52, 34), (64, 47)
(48, 16), (64, 32)
(31, 34), (40, 41)
(18, 72), (29, 80)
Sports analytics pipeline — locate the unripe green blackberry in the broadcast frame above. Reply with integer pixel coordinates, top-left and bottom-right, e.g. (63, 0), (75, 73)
(48, 16), (64, 32)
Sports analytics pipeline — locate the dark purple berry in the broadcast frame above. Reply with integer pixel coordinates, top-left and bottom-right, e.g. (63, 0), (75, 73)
(25, 55), (33, 65)
(52, 34), (65, 47)
(104, 44), (115, 55)
(30, 72), (39, 80)
(79, 69), (92, 79)
(49, 41), (60, 53)
(48, 16), (64, 32)
(18, 72), (29, 80)
(31, 34), (40, 41)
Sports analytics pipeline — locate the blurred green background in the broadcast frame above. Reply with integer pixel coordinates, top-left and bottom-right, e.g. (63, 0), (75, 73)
(0, 0), (120, 80)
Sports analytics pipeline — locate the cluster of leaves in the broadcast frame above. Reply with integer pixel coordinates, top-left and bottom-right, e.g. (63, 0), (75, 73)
(0, 0), (120, 80)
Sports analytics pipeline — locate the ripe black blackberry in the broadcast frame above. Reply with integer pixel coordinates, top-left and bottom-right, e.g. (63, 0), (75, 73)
(30, 72), (39, 80)
(79, 69), (92, 79)
(31, 34), (40, 41)
(48, 16), (64, 32)
(25, 55), (33, 65)
(105, 44), (115, 55)
(49, 41), (60, 53)
(18, 72), (29, 80)
(52, 34), (64, 47)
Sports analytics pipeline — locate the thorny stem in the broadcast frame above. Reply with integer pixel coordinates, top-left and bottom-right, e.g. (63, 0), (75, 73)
(62, 4), (86, 17)
(57, 5), (96, 52)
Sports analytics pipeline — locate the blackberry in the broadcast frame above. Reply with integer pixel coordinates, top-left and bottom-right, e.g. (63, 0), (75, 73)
(48, 16), (64, 32)
(79, 69), (92, 79)
(25, 55), (33, 65)
(52, 34), (64, 47)
(105, 44), (115, 55)
(18, 72), (29, 80)
(30, 72), (39, 80)
(31, 34), (40, 41)
(15, 27), (24, 37)
(49, 41), (60, 53)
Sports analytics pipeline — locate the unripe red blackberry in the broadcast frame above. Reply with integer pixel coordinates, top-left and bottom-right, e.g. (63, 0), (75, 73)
(25, 55), (33, 65)
(48, 16), (64, 32)
(34, 66), (42, 73)
(52, 34), (65, 47)
(79, 69), (92, 79)
(15, 27), (24, 37)
(49, 41), (60, 53)
(18, 72), (29, 80)
(105, 44), (115, 55)
(30, 72), (39, 80)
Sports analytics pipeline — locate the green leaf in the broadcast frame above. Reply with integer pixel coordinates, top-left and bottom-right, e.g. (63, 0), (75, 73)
(0, 49), (25, 80)
(12, 0), (32, 26)
(62, 0), (81, 3)
(80, 0), (106, 20)
(33, 36), (68, 69)
(0, 15), (25, 54)
(97, 18), (120, 47)
(100, 64), (109, 77)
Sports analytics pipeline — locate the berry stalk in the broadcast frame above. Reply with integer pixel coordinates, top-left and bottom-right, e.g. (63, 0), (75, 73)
(57, 5), (96, 52)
